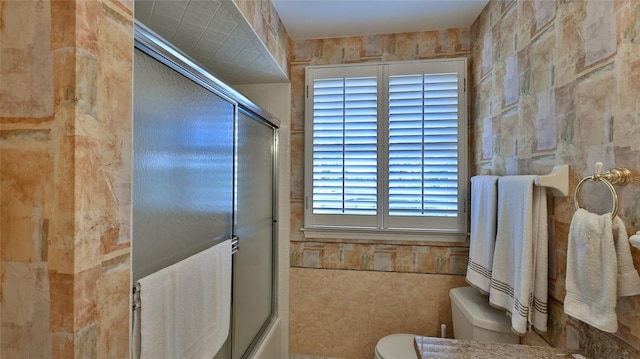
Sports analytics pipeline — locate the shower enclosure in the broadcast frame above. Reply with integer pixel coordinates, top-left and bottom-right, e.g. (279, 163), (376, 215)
(132, 24), (278, 359)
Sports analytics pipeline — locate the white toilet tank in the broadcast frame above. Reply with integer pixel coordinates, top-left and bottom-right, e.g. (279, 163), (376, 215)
(449, 286), (520, 344)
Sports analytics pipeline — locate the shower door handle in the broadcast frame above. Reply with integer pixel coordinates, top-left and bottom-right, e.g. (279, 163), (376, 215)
(231, 235), (239, 254)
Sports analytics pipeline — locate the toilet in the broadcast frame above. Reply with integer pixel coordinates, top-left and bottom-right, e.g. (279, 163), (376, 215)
(374, 286), (519, 359)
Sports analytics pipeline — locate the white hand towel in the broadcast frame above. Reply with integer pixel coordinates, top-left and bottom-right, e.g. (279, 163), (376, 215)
(565, 210), (640, 333)
(138, 240), (232, 359)
(564, 209), (617, 332)
(466, 175), (500, 293)
(613, 217), (640, 297)
(489, 176), (548, 335)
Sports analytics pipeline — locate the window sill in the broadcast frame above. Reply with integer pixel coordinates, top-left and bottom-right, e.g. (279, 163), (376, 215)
(301, 227), (468, 243)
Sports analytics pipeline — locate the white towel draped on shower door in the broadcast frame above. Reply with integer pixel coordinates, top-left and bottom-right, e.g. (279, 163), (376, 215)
(135, 240), (232, 359)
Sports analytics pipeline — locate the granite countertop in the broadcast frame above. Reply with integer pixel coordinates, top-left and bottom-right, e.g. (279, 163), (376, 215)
(414, 336), (584, 359)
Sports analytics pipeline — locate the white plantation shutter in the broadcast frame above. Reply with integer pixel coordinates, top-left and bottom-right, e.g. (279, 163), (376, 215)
(305, 59), (467, 239)
(388, 72), (459, 217)
(312, 76), (378, 215)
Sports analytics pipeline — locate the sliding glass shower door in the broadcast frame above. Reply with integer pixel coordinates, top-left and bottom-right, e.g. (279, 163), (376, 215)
(132, 48), (234, 282)
(233, 110), (277, 359)
(133, 25), (279, 359)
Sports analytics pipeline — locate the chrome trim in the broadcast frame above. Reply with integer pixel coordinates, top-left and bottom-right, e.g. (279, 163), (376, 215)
(134, 21), (280, 129)
(231, 236), (239, 255)
(132, 282), (141, 311)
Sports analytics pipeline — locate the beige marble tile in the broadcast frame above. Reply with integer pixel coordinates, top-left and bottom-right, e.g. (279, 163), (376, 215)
(342, 36), (365, 63)
(502, 53), (519, 107)
(363, 35), (384, 58)
(290, 64), (306, 131)
(50, 0), (76, 50)
(373, 251), (393, 272)
(51, 49), (76, 108)
(393, 245), (415, 273)
(73, 136), (117, 272)
(74, 265), (101, 330)
(48, 270), (74, 334)
(574, 66), (616, 147)
(454, 28), (472, 52)
(290, 241), (303, 267)
(302, 243), (322, 269)
(293, 40), (312, 63)
(290, 201), (304, 242)
(528, 31), (555, 98)
(95, 7), (132, 252)
(289, 268), (467, 359)
(388, 32), (419, 60)
(414, 246), (437, 273)
(417, 31), (442, 59)
(51, 332), (74, 359)
(554, 3), (585, 88)
(1, 262), (51, 358)
(0, 134), (52, 263)
(481, 116), (495, 160)
(74, 323), (97, 359)
(76, 0), (100, 54)
(290, 132), (305, 200)
(310, 38), (344, 65)
(355, 244), (375, 271)
(339, 243), (360, 270)
(582, 0), (617, 69)
(0, 0), (54, 119)
(96, 6), (133, 133)
(96, 257), (130, 359)
(613, 44), (640, 151)
(481, 29), (494, 76)
(449, 251), (469, 275)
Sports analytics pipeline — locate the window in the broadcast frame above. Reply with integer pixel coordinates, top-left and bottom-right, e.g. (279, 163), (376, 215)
(304, 59), (468, 242)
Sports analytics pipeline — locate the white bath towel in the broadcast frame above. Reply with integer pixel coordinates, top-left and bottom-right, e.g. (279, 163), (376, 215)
(137, 240), (232, 359)
(564, 209), (640, 333)
(613, 217), (640, 297)
(466, 175), (500, 293)
(489, 176), (548, 335)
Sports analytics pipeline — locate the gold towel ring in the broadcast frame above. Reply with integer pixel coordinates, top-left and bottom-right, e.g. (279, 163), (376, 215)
(573, 175), (619, 219)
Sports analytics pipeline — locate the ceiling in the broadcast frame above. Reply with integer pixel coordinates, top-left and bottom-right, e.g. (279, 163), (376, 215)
(135, 0), (489, 85)
(272, 0), (490, 40)
(135, 0), (289, 85)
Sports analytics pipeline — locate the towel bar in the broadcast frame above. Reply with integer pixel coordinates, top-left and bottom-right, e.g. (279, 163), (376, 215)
(574, 162), (631, 219)
(534, 165), (569, 197)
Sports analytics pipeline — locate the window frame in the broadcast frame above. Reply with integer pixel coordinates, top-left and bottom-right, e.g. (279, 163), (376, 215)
(303, 58), (469, 242)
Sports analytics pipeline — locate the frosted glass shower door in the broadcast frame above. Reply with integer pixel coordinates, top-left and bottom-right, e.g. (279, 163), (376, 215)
(132, 48), (234, 282)
(233, 109), (277, 359)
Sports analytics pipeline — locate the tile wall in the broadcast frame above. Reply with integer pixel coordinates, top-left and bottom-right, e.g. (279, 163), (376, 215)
(0, 0), (133, 357)
(290, 268), (467, 359)
(471, 0), (640, 355)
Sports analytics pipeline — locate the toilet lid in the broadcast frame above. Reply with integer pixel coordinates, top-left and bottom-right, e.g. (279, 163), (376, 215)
(375, 334), (419, 359)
